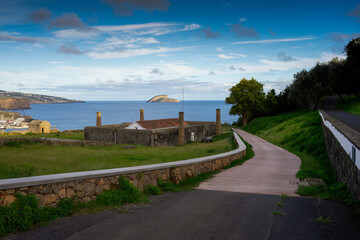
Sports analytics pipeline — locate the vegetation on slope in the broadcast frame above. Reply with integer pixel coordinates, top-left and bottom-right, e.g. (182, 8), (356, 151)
(242, 110), (356, 206)
(336, 95), (360, 116)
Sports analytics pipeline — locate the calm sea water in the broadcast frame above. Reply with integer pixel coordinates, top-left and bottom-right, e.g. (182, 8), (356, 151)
(14, 101), (237, 131)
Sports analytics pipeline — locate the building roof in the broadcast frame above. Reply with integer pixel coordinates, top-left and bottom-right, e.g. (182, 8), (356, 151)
(136, 118), (188, 130)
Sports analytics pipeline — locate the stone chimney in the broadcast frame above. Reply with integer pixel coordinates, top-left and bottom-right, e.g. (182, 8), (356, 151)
(216, 109), (221, 135)
(96, 112), (101, 126)
(178, 112), (185, 145)
(140, 108), (144, 121)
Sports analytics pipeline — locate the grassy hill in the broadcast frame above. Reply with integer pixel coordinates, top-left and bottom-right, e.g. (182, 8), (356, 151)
(336, 95), (360, 116)
(242, 110), (356, 205)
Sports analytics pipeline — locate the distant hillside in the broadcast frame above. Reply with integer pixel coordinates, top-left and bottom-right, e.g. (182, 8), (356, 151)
(0, 90), (84, 104)
(0, 99), (30, 110)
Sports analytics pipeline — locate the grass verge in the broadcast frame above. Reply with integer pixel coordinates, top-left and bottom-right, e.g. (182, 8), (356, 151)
(0, 177), (146, 237)
(242, 110), (359, 212)
(0, 135), (254, 237)
(0, 132), (236, 179)
(336, 95), (360, 116)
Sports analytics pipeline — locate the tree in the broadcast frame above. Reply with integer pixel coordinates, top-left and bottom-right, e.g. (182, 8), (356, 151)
(327, 58), (346, 103)
(264, 89), (278, 116)
(226, 78), (265, 126)
(344, 37), (360, 97)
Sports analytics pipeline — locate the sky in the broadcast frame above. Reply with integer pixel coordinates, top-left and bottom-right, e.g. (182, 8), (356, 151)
(0, 0), (359, 101)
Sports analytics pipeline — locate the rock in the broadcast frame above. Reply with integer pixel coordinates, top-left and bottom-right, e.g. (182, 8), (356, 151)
(74, 183), (85, 191)
(77, 191), (85, 198)
(97, 178), (104, 186)
(84, 182), (95, 196)
(201, 137), (212, 143)
(51, 184), (60, 194)
(42, 186), (53, 195)
(87, 179), (96, 184)
(58, 189), (66, 199)
(5, 189), (15, 195)
(3, 195), (16, 206)
(66, 189), (76, 198)
(35, 194), (56, 207)
(95, 186), (103, 195)
(83, 197), (91, 202)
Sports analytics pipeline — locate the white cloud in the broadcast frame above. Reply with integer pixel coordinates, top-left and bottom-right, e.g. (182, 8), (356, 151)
(232, 37), (316, 45)
(217, 53), (246, 60)
(183, 23), (201, 31)
(87, 46), (189, 59)
(239, 18), (246, 22)
(217, 54), (235, 60)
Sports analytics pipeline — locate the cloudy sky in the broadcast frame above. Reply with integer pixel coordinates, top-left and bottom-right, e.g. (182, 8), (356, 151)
(0, 0), (359, 101)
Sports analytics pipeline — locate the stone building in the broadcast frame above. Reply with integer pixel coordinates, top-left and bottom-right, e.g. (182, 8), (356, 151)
(84, 120), (217, 147)
(29, 120), (51, 133)
(84, 109), (222, 147)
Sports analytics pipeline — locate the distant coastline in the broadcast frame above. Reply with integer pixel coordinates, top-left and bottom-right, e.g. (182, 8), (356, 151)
(0, 90), (84, 110)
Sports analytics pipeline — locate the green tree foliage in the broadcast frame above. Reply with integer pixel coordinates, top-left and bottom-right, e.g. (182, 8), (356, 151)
(327, 58), (346, 103)
(344, 37), (360, 97)
(226, 78), (265, 126)
(264, 89), (278, 116)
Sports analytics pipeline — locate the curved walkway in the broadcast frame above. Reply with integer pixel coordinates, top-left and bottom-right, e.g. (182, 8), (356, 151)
(198, 129), (301, 196)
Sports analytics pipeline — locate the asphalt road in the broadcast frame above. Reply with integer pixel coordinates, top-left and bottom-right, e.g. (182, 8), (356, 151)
(321, 96), (360, 132)
(5, 130), (360, 240)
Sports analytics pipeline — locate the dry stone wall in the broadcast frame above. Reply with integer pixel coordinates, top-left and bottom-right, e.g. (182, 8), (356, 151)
(0, 132), (246, 207)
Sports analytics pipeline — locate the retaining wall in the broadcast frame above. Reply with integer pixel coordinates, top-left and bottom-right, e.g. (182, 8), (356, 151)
(319, 110), (360, 201)
(0, 132), (246, 207)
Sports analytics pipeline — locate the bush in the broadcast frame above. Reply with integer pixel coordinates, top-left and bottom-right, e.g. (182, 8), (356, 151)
(144, 185), (162, 195)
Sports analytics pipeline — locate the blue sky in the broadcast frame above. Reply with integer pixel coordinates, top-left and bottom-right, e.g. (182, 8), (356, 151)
(0, 0), (359, 101)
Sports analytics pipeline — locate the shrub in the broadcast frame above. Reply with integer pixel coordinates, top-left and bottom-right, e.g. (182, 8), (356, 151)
(144, 185), (162, 195)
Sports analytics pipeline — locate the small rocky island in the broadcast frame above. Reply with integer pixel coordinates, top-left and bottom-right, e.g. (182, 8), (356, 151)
(147, 95), (180, 103)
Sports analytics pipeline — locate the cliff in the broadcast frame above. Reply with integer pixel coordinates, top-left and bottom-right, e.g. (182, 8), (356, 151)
(0, 90), (84, 104)
(0, 99), (30, 110)
(147, 95), (180, 103)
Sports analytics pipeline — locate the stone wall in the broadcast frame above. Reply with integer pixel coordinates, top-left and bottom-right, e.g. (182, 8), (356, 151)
(84, 121), (218, 147)
(0, 132), (246, 207)
(319, 110), (360, 201)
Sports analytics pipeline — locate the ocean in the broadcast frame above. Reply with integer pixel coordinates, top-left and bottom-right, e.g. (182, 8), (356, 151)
(14, 101), (238, 131)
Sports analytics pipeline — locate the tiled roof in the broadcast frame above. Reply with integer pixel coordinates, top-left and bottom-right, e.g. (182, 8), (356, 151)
(137, 118), (187, 130)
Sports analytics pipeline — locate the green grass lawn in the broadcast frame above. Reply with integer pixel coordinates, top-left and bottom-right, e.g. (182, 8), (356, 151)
(0, 131), (84, 140)
(0, 132), (236, 179)
(336, 95), (360, 116)
(242, 110), (356, 205)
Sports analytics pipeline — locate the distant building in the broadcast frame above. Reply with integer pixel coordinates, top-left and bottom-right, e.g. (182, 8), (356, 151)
(125, 118), (188, 130)
(29, 120), (51, 133)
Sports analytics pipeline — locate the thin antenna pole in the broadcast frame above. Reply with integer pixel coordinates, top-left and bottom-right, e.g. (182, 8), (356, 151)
(182, 87), (184, 112)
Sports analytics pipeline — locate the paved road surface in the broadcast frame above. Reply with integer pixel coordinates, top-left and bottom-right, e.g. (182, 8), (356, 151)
(321, 96), (360, 132)
(6, 130), (360, 240)
(198, 129), (300, 196)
